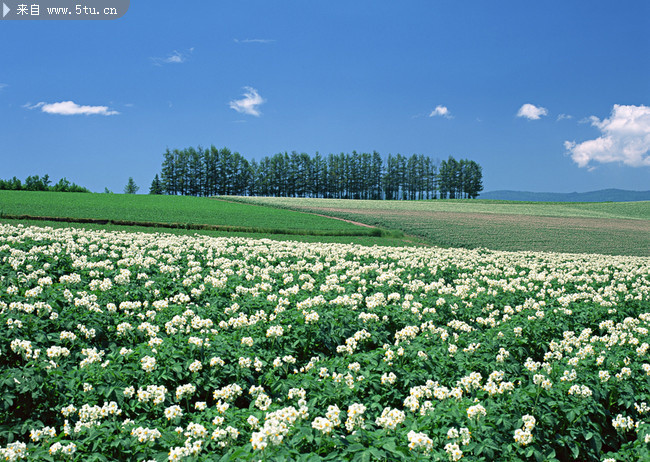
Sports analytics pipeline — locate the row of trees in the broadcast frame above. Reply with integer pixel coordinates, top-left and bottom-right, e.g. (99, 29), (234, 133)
(0, 175), (90, 193)
(156, 147), (483, 199)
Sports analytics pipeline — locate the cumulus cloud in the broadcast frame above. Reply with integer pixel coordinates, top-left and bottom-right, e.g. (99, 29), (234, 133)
(517, 103), (548, 120)
(229, 87), (265, 117)
(25, 101), (119, 116)
(429, 105), (452, 118)
(557, 113), (573, 121)
(564, 104), (650, 168)
(151, 48), (193, 65)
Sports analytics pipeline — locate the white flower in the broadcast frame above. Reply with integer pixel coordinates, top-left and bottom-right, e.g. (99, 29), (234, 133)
(375, 407), (405, 430)
(164, 405), (183, 421)
(612, 414), (634, 431)
(247, 415), (260, 429)
(140, 355), (156, 373)
(408, 430), (433, 453)
(466, 404), (486, 420)
(514, 428), (533, 446)
(444, 442), (463, 461)
(188, 360), (202, 372)
(266, 325), (284, 338)
(312, 417), (333, 434)
(131, 426), (162, 443)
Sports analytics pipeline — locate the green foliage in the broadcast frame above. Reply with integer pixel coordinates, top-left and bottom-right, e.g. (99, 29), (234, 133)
(124, 177), (139, 195)
(0, 175), (89, 193)
(0, 191), (405, 242)
(149, 175), (163, 195)
(159, 146), (483, 200)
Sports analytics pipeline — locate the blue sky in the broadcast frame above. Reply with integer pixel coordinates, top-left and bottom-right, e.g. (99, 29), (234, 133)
(1, 1), (649, 194)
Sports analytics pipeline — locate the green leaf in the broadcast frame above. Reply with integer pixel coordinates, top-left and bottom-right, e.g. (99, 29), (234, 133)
(381, 439), (397, 452)
(347, 443), (365, 452)
(571, 445), (580, 459)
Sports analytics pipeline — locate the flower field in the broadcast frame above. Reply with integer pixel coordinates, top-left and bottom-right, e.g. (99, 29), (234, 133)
(1, 223), (650, 461)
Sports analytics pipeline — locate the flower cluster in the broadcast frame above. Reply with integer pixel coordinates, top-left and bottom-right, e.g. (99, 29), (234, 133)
(375, 407), (406, 430)
(407, 430), (433, 453)
(131, 426), (162, 443)
(514, 415), (536, 446)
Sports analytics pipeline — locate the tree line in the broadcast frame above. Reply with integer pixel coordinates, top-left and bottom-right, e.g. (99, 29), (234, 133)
(0, 174), (90, 193)
(154, 147), (483, 199)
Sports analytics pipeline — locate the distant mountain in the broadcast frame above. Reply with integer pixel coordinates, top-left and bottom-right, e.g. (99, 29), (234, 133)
(478, 189), (650, 202)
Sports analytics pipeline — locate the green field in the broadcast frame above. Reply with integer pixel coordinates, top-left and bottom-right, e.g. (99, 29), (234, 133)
(0, 190), (376, 234)
(3, 191), (648, 255)
(0, 191), (356, 232)
(225, 196), (650, 256)
(0, 191), (416, 246)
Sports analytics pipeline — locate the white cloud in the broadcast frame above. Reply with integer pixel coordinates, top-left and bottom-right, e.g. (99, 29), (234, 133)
(429, 105), (452, 119)
(165, 51), (184, 63)
(25, 101), (119, 116)
(0, 83), (7, 91)
(151, 49), (192, 65)
(517, 103), (548, 120)
(234, 38), (275, 44)
(557, 113), (573, 121)
(229, 87), (265, 117)
(564, 104), (650, 168)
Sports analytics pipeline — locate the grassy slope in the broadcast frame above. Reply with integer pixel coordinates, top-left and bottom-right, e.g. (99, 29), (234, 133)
(0, 191), (421, 246)
(0, 191), (361, 232)
(226, 196), (650, 256)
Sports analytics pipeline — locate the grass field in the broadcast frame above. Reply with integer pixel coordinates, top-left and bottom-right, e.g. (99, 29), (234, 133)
(0, 191), (358, 232)
(228, 197), (650, 220)
(3, 191), (647, 255)
(225, 196), (650, 256)
(0, 191), (406, 240)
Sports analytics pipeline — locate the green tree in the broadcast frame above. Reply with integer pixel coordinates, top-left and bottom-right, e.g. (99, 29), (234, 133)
(124, 177), (139, 194)
(188, 147), (203, 196)
(7, 176), (22, 191)
(465, 160), (484, 199)
(161, 148), (176, 195)
(155, 146), (481, 201)
(24, 175), (48, 191)
(53, 178), (70, 192)
(149, 174), (163, 195)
